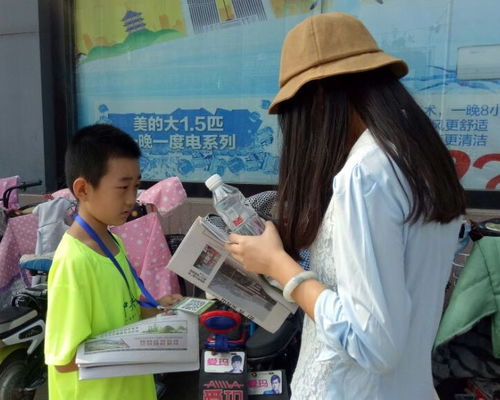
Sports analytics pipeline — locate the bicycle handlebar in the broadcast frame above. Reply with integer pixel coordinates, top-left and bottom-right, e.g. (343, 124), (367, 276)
(1, 179), (43, 209)
(17, 180), (43, 190)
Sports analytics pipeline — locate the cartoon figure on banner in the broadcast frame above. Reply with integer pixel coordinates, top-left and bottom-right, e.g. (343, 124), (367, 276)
(96, 104), (112, 124)
(179, 151), (226, 177)
(243, 126), (279, 175)
(142, 155), (177, 180)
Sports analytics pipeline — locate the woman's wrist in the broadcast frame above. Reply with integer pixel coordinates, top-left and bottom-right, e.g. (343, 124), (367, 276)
(268, 249), (305, 288)
(283, 271), (318, 302)
(266, 248), (325, 320)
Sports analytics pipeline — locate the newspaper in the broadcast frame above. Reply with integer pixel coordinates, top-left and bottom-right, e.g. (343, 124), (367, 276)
(76, 310), (199, 380)
(167, 217), (298, 333)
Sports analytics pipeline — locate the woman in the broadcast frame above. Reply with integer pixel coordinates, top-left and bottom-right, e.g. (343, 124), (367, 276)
(226, 13), (465, 400)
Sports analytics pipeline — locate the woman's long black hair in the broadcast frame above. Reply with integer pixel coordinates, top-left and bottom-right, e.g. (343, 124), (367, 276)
(277, 68), (466, 259)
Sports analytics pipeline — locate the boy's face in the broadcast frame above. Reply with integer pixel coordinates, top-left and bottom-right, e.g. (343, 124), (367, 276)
(79, 157), (140, 227)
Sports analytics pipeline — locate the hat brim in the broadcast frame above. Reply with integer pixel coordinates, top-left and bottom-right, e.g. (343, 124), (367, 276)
(268, 51), (408, 114)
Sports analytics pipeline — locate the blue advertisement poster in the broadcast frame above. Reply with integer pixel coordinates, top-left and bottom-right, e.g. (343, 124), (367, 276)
(95, 98), (280, 182)
(75, 0), (499, 190)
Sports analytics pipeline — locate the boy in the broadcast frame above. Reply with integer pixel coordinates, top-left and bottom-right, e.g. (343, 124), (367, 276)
(44, 124), (180, 400)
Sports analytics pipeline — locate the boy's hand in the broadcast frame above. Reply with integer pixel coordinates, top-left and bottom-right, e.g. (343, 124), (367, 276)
(141, 293), (183, 318)
(55, 355), (78, 373)
(157, 293), (183, 309)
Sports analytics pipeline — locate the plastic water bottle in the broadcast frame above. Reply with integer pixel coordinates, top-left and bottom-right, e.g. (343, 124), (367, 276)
(205, 174), (265, 236)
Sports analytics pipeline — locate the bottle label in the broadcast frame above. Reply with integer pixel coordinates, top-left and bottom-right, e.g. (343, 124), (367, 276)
(232, 216), (245, 227)
(215, 192), (265, 235)
(233, 216), (265, 236)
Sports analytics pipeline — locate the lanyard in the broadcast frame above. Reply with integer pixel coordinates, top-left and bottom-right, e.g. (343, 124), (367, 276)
(75, 215), (163, 310)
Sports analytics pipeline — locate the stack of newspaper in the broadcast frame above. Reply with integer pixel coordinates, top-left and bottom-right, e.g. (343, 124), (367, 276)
(76, 309), (200, 380)
(167, 217), (298, 333)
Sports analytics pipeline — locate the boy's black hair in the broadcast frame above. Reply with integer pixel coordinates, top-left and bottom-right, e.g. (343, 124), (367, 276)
(65, 124), (141, 194)
(270, 374), (280, 383)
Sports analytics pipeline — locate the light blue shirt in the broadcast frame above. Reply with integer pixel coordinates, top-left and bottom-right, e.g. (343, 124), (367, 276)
(312, 131), (460, 399)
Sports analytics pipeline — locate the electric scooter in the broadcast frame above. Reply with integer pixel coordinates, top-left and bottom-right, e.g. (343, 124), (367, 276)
(0, 281), (47, 400)
(0, 179), (46, 399)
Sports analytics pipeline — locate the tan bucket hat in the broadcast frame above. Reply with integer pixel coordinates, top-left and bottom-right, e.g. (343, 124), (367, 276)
(269, 12), (408, 114)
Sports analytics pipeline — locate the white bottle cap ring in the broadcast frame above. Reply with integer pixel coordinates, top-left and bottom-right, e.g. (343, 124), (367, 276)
(205, 174), (223, 191)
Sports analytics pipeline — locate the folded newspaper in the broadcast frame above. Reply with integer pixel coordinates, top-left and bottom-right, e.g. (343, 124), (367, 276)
(167, 217), (298, 333)
(76, 299), (212, 380)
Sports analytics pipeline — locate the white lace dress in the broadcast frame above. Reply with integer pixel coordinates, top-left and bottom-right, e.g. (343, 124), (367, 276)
(290, 198), (337, 400)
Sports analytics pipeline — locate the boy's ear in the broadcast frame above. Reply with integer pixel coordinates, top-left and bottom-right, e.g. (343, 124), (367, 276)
(72, 177), (90, 201)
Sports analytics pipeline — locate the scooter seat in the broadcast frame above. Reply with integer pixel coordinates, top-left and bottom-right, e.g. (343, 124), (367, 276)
(19, 254), (53, 272)
(246, 313), (300, 360)
(0, 306), (38, 338)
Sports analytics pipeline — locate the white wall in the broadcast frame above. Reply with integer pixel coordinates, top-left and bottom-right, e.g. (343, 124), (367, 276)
(0, 0), (47, 192)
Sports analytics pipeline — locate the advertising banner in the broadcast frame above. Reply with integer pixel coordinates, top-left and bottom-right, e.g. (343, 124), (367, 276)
(75, 0), (499, 190)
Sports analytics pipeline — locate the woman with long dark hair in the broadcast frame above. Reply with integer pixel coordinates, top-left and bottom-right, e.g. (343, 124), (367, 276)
(227, 13), (465, 399)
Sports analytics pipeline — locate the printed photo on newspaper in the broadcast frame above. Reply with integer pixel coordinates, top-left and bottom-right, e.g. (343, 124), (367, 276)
(76, 310), (199, 380)
(167, 217), (297, 333)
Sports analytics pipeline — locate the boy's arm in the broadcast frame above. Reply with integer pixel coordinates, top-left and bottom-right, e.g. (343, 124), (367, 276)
(140, 293), (183, 319)
(56, 294), (183, 370)
(45, 242), (93, 374)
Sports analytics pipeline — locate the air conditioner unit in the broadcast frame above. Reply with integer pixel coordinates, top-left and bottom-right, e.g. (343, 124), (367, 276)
(457, 44), (500, 80)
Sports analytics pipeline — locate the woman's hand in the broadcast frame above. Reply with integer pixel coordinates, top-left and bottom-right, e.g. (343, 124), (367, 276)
(225, 221), (285, 276)
(227, 221), (325, 318)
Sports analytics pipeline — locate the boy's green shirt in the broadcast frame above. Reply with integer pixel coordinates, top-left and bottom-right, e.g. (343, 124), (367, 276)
(44, 233), (156, 400)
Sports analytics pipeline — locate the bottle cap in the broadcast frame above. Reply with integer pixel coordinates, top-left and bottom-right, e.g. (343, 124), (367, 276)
(205, 174), (223, 191)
